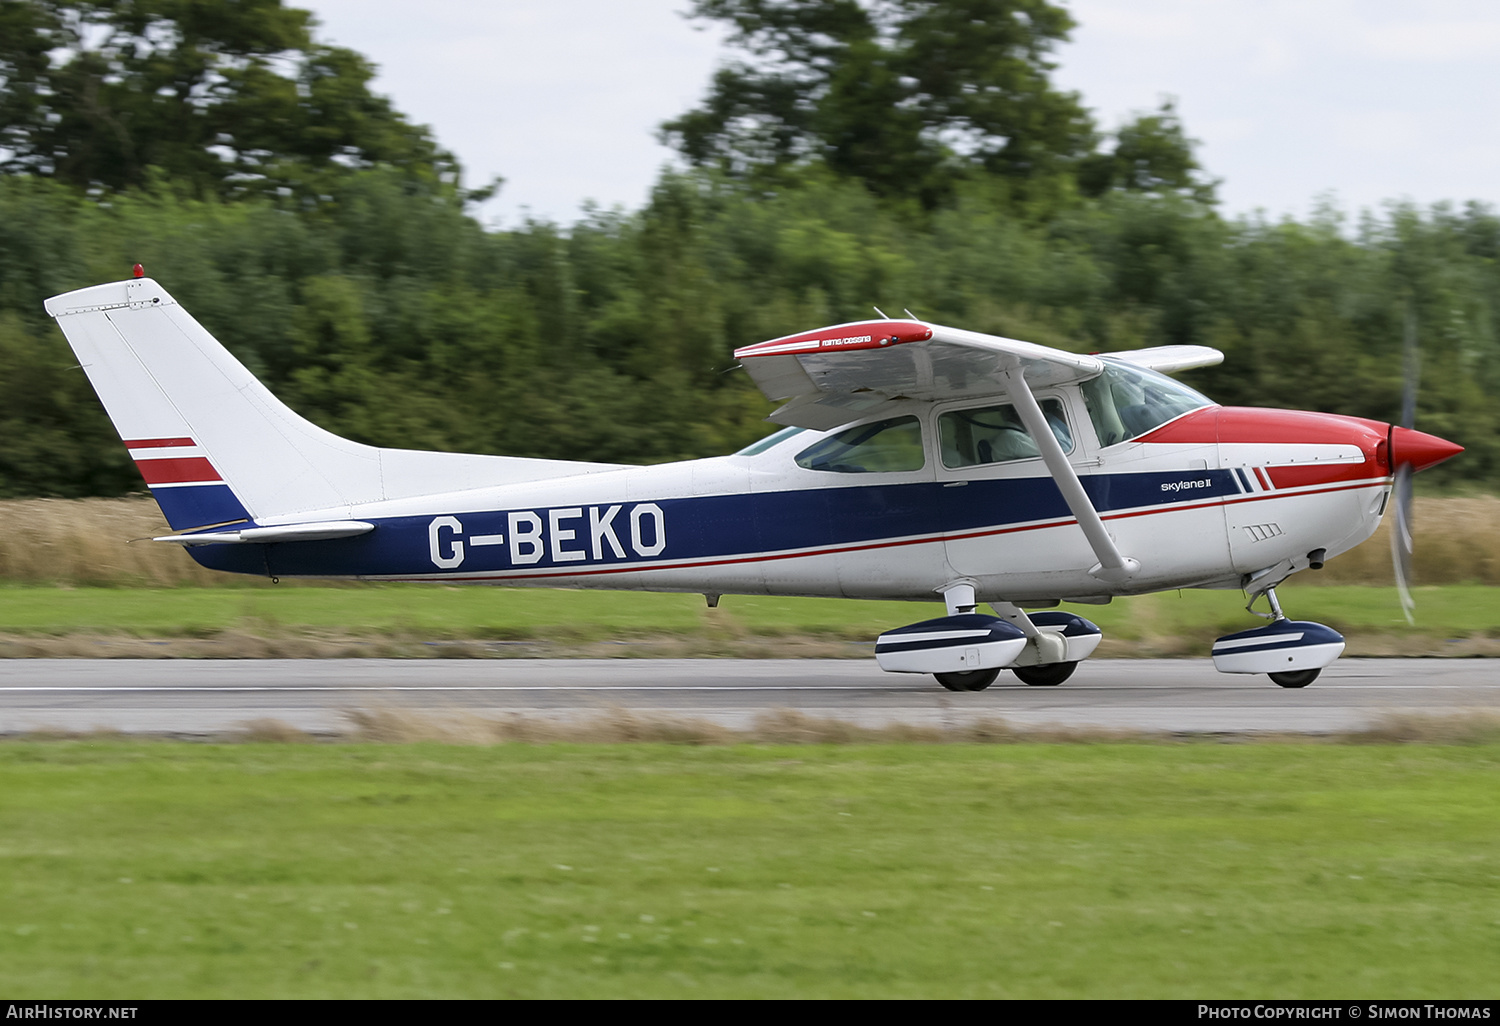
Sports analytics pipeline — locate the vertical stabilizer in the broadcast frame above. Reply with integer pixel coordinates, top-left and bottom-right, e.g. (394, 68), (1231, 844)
(46, 278), (617, 530)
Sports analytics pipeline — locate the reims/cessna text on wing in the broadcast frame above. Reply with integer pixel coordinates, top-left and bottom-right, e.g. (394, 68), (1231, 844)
(45, 273), (1462, 691)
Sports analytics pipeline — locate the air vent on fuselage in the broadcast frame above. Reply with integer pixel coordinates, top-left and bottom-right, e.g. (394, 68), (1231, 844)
(1243, 524), (1285, 543)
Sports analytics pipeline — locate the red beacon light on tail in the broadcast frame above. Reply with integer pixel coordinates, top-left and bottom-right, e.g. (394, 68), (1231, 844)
(131, 264), (145, 279)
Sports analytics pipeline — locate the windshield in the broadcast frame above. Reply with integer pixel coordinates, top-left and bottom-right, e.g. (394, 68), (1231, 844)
(1081, 361), (1213, 447)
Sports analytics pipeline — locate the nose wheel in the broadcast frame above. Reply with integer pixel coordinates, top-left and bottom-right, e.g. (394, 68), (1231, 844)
(1269, 668), (1320, 688)
(1211, 585), (1345, 686)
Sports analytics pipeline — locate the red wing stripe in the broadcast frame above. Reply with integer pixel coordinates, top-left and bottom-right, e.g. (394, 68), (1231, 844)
(136, 457), (221, 485)
(123, 437), (195, 449)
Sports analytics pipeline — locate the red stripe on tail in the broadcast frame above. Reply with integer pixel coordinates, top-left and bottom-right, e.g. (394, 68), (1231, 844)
(136, 457), (220, 485)
(123, 437), (195, 449)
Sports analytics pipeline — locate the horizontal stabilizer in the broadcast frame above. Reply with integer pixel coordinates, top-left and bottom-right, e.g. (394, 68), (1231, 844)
(154, 521), (374, 547)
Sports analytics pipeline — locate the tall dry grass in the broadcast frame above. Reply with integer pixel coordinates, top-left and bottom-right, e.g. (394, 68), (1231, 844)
(339, 707), (1139, 745)
(0, 496), (233, 586)
(1314, 496), (1500, 586)
(0, 494), (1496, 587)
(17, 707), (1500, 743)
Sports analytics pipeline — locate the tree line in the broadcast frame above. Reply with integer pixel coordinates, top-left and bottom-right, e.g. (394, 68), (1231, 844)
(1, 1), (1497, 498)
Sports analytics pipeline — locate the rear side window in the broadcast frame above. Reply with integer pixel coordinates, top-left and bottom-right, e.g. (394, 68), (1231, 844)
(795, 416), (925, 473)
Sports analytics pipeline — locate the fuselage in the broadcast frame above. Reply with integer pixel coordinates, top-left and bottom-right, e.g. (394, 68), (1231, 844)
(184, 376), (1431, 606)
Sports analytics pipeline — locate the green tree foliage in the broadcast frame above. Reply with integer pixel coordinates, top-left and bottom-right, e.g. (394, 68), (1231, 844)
(661, 0), (1096, 209)
(0, 0), (455, 200)
(1078, 100), (1217, 203)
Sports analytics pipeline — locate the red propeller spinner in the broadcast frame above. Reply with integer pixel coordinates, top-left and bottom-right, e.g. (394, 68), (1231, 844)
(1387, 426), (1463, 474)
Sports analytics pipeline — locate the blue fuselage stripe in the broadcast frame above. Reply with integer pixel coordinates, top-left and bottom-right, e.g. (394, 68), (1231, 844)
(186, 468), (1246, 579)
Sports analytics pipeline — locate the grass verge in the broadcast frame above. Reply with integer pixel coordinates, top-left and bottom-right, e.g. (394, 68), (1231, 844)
(0, 582), (1496, 658)
(0, 739), (1497, 998)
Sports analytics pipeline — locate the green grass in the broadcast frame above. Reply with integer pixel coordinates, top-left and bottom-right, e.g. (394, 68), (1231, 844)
(0, 583), (1494, 653)
(0, 583), (930, 639)
(1086, 582), (1500, 643)
(0, 741), (1497, 998)
(0, 583), (752, 639)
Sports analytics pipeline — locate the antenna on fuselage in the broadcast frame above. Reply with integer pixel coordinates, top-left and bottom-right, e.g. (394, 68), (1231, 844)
(872, 306), (890, 319)
(903, 308), (918, 320)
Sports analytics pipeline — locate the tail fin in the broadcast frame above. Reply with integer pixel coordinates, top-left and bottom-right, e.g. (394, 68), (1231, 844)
(46, 277), (615, 530)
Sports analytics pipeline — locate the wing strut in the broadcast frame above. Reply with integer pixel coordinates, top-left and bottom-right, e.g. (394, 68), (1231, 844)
(1000, 367), (1140, 583)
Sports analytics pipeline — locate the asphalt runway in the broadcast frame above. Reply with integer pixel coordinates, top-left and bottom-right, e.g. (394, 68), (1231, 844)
(0, 657), (1497, 736)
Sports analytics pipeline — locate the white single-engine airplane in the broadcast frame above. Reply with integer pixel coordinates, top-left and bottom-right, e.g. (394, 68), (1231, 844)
(46, 273), (1462, 690)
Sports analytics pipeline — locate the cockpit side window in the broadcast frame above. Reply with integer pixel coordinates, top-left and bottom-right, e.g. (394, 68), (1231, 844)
(938, 399), (1073, 468)
(794, 415), (925, 473)
(1081, 361), (1213, 447)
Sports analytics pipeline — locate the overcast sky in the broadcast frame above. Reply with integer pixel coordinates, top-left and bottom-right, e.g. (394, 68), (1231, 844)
(297, 0), (1500, 227)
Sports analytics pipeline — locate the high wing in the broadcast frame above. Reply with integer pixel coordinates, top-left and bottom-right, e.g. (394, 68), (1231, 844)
(734, 319), (1221, 430)
(1100, 345), (1223, 375)
(735, 319), (1225, 585)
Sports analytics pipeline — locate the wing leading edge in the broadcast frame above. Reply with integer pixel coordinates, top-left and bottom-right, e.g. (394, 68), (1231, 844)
(734, 319), (1221, 429)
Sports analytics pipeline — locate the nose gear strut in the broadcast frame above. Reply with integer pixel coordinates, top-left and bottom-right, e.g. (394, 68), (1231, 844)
(1248, 586), (1288, 621)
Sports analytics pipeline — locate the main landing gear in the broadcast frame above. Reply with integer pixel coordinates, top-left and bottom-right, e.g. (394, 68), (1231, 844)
(935, 669), (1001, 692)
(1210, 585), (1346, 688)
(875, 585), (1101, 691)
(1011, 661), (1078, 687)
(935, 660), (1080, 692)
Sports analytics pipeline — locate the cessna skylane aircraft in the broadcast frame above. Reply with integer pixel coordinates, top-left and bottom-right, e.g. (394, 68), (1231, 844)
(46, 273), (1462, 690)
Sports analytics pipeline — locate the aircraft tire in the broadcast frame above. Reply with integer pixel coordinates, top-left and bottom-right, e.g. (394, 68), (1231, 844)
(1012, 662), (1077, 687)
(934, 669), (1001, 692)
(1269, 668), (1320, 688)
